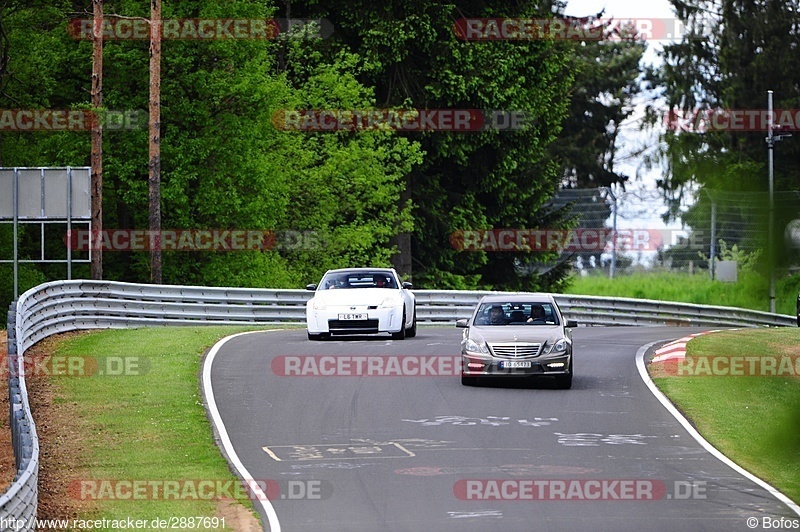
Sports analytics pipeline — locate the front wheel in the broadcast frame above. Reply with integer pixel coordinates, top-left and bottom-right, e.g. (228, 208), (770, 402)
(406, 308), (417, 337)
(391, 308), (407, 340)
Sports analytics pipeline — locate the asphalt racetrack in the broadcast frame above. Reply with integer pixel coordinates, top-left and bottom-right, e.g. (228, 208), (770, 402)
(204, 326), (800, 532)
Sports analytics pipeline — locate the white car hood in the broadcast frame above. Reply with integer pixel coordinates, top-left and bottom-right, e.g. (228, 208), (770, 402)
(312, 288), (401, 306)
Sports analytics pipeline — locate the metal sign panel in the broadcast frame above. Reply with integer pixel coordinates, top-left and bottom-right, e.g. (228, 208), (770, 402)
(0, 167), (90, 220)
(0, 171), (11, 217)
(17, 169), (41, 218)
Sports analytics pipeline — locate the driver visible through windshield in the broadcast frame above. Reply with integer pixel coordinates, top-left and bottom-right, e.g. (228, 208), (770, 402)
(320, 272), (397, 290)
(475, 302), (559, 325)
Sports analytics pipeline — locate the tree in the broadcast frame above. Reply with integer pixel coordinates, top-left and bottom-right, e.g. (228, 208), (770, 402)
(552, 18), (646, 190)
(279, 0), (579, 290)
(0, 0), (422, 292)
(646, 0), (800, 266)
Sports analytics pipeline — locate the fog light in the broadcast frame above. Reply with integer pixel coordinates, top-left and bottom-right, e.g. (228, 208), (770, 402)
(547, 362), (565, 368)
(467, 362), (484, 369)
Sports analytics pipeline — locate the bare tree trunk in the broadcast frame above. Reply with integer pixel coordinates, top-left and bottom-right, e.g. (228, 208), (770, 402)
(390, 187), (413, 280)
(90, 0), (103, 279)
(148, 0), (162, 283)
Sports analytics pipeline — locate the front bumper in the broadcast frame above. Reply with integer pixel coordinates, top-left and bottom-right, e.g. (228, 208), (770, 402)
(307, 307), (404, 335)
(461, 352), (571, 377)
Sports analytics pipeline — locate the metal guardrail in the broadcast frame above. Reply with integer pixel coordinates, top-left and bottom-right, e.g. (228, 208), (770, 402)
(2, 302), (38, 529)
(2, 280), (795, 528)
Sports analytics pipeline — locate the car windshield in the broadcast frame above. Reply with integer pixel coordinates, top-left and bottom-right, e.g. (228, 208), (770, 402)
(474, 302), (559, 325)
(319, 271), (397, 290)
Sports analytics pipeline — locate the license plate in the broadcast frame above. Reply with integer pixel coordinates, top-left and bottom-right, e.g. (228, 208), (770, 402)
(338, 313), (367, 320)
(500, 360), (532, 369)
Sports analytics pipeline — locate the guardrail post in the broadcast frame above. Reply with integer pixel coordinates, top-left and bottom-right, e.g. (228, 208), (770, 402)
(7, 299), (17, 395)
(7, 301), (21, 472)
(7, 303), (15, 347)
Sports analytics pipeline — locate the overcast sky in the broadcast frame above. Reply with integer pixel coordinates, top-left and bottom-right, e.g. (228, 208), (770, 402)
(563, 0), (675, 21)
(562, 0), (689, 264)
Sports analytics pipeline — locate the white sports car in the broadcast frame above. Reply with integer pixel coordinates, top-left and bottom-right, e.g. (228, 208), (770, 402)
(305, 268), (417, 340)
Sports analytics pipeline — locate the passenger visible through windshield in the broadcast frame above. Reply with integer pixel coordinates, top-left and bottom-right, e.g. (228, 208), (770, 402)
(474, 302), (559, 325)
(320, 272), (397, 289)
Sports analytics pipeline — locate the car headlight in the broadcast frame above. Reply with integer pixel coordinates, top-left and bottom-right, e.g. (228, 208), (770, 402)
(379, 297), (402, 308)
(464, 338), (490, 355)
(312, 299), (327, 310)
(544, 338), (568, 355)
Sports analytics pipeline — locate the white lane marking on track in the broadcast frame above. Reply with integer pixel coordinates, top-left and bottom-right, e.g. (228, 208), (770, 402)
(554, 433), (656, 446)
(448, 510), (503, 519)
(203, 329), (283, 532)
(262, 447), (282, 461)
(636, 339), (800, 518)
(262, 442), (416, 461)
(402, 416), (557, 427)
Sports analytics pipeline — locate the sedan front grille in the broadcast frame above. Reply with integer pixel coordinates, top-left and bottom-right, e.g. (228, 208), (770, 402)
(488, 342), (542, 358)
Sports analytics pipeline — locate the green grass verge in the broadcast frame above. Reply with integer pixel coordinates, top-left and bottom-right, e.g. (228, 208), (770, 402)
(566, 270), (800, 315)
(652, 328), (800, 504)
(45, 326), (271, 531)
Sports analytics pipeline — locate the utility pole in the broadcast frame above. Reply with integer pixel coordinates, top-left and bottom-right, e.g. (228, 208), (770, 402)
(768, 90), (776, 313)
(602, 187), (617, 279)
(766, 90), (791, 313)
(148, 0), (162, 283)
(91, 0), (103, 279)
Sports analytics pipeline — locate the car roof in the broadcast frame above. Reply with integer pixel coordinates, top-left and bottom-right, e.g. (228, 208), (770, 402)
(324, 267), (396, 274)
(478, 293), (555, 304)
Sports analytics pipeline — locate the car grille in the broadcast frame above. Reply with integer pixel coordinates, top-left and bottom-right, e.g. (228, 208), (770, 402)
(488, 342), (542, 358)
(328, 319), (380, 333)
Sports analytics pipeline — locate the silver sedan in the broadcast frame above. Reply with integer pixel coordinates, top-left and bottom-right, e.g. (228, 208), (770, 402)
(457, 294), (576, 388)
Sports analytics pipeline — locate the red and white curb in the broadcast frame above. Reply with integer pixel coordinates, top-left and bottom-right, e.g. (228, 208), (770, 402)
(650, 330), (724, 363)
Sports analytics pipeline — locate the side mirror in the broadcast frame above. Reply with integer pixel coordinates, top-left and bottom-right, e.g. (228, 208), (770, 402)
(402, 281), (413, 289)
(305, 284), (317, 291)
(566, 320), (578, 328)
(456, 318), (469, 328)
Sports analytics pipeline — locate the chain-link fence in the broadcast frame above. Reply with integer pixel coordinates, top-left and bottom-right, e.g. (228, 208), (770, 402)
(657, 189), (800, 277)
(546, 187), (618, 276)
(544, 187), (800, 278)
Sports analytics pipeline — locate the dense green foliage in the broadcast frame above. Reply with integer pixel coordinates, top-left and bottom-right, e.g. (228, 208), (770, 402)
(646, 0), (800, 268)
(0, 0), (423, 302)
(0, 0), (649, 318)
